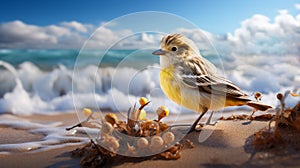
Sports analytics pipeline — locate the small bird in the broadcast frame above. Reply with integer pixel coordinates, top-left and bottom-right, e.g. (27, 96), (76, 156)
(152, 33), (272, 133)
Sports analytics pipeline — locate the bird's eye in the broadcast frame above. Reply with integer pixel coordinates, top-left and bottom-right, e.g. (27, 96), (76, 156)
(171, 46), (178, 51)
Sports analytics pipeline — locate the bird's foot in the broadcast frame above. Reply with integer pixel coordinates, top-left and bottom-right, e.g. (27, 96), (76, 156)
(187, 120), (218, 134)
(206, 120), (218, 126)
(187, 123), (204, 134)
(205, 111), (218, 126)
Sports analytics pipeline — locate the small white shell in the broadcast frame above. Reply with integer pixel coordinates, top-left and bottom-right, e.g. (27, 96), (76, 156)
(137, 137), (149, 148)
(150, 135), (164, 149)
(162, 132), (175, 144)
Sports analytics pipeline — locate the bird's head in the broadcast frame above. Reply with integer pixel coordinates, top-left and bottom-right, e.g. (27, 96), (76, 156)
(152, 34), (200, 59)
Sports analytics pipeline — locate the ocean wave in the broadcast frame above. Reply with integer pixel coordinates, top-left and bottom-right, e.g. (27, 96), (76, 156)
(0, 60), (181, 115)
(0, 52), (299, 115)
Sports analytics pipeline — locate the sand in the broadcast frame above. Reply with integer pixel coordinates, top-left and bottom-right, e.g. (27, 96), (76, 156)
(0, 112), (299, 168)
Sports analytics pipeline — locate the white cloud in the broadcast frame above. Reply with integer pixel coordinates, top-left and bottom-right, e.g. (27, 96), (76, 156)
(61, 21), (92, 33)
(45, 25), (71, 36)
(0, 20), (62, 48)
(0, 20), (87, 49)
(140, 32), (155, 43)
(85, 26), (132, 49)
(84, 26), (163, 49)
(215, 11), (300, 57)
(278, 9), (289, 15)
(0, 9), (299, 58)
(295, 4), (300, 10)
(0, 20), (163, 49)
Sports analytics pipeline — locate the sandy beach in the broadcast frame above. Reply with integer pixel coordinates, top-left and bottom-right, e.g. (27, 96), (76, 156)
(1, 111), (299, 168)
(1, 1), (300, 167)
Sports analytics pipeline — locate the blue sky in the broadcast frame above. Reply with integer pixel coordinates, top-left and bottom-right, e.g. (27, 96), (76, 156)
(0, 0), (299, 52)
(0, 0), (298, 34)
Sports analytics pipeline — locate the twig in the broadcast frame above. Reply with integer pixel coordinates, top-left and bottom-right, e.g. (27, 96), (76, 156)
(66, 112), (94, 131)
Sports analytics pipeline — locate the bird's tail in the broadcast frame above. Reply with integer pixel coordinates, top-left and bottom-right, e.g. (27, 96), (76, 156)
(247, 101), (272, 111)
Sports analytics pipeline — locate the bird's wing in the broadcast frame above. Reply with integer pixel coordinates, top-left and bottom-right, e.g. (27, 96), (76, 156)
(176, 59), (248, 98)
(182, 74), (247, 97)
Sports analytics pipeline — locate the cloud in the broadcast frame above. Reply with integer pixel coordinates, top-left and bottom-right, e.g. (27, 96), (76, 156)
(112, 33), (162, 49)
(0, 21), (60, 48)
(61, 21), (92, 33)
(212, 11), (300, 57)
(0, 20), (89, 49)
(0, 9), (299, 58)
(84, 27), (162, 49)
(0, 20), (162, 49)
(295, 4), (300, 10)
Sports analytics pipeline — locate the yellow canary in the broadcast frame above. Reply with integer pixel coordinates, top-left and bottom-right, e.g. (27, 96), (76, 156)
(152, 34), (272, 132)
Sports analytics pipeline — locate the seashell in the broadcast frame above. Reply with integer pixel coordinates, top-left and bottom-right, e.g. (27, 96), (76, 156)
(150, 135), (164, 149)
(162, 132), (175, 144)
(137, 137), (149, 148)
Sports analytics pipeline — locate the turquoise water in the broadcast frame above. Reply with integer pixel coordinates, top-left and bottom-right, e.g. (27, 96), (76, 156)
(0, 49), (160, 70)
(0, 49), (222, 70)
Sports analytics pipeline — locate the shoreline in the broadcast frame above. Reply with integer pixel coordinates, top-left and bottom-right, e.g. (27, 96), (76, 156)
(0, 112), (299, 167)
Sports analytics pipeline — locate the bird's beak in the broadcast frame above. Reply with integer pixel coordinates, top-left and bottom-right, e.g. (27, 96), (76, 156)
(152, 49), (166, 56)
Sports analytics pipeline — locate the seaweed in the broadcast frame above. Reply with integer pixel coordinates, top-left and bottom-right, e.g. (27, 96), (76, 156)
(250, 91), (300, 151)
(68, 97), (193, 167)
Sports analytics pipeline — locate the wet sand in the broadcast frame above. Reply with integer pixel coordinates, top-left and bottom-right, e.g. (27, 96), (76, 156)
(0, 112), (299, 168)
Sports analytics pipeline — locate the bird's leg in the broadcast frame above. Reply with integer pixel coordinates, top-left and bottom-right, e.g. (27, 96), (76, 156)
(206, 111), (217, 126)
(188, 107), (208, 133)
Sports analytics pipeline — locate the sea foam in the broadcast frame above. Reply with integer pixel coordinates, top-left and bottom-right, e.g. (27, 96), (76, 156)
(0, 49), (299, 115)
(0, 60), (180, 114)
(0, 114), (90, 153)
